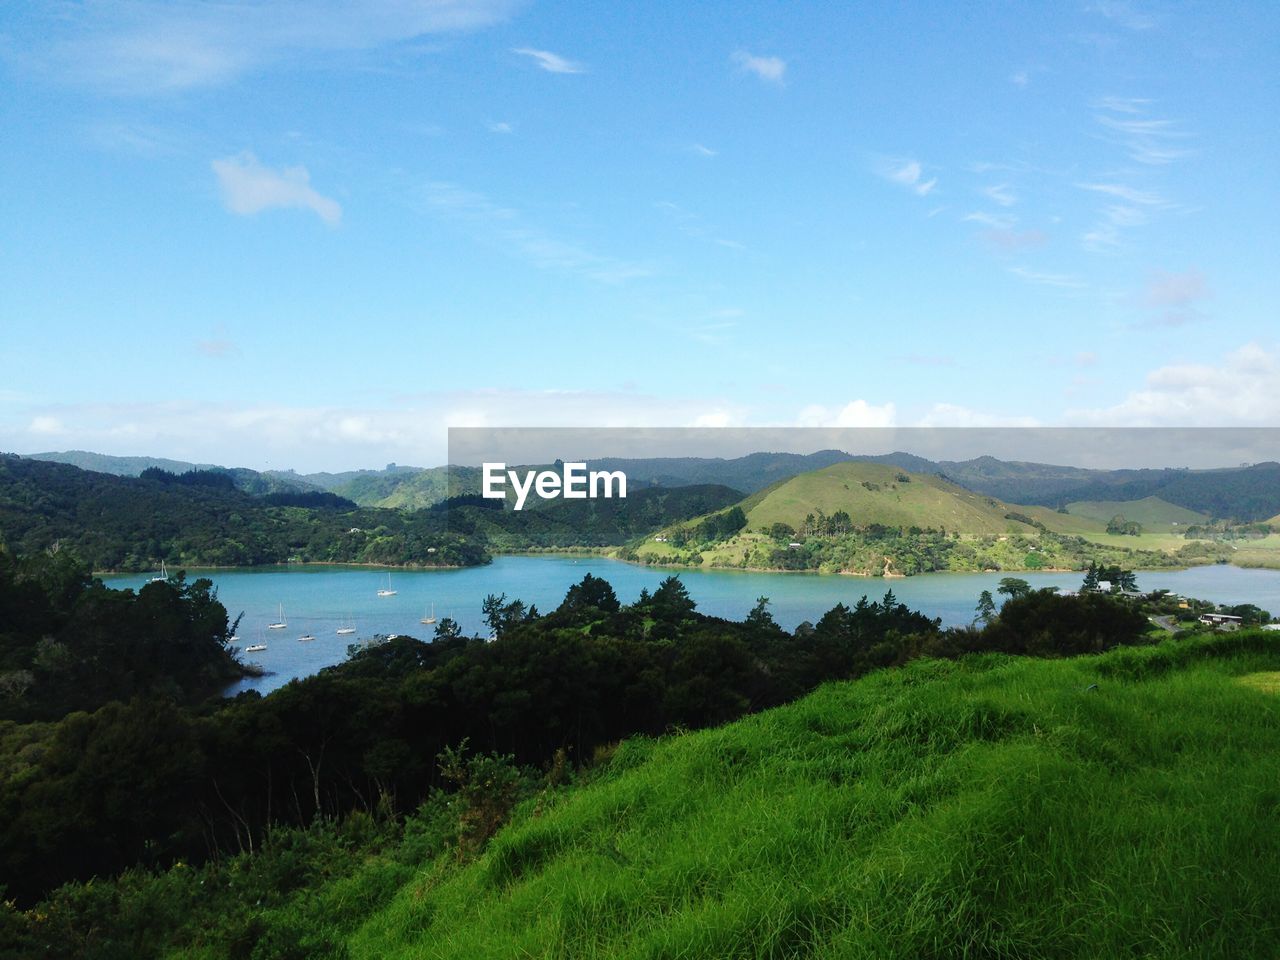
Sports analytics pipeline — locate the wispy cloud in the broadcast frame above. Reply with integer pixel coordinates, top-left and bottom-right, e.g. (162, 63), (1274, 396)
(512, 47), (585, 74)
(731, 50), (786, 84)
(879, 158), (937, 197)
(915, 404), (1039, 428)
(1088, 1), (1157, 31)
(981, 183), (1017, 207)
(981, 228), (1048, 252)
(655, 200), (744, 251)
(1138, 268), (1210, 326)
(1094, 99), (1194, 166)
(196, 330), (241, 358)
(963, 211), (1016, 230)
(425, 181), (651, 283)
(1075, 181), (1167, 206)
(690, 143), (718, 158)
(1008, 266), (1085, 289)
(211, 152), (342, 225)
(487, 121), (515, 134)
(12, 0), (520, 94)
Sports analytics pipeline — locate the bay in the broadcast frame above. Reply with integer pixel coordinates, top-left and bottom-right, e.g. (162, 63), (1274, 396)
(101, 557), (1280, 696)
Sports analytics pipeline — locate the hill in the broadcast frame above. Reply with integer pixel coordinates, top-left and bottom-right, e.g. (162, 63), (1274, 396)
(1065, 495), (1209, 531)
(27, 630), (1272, 958)
(25, 451), (322, 496)
(0, 455), (487, 570)
(740, 461), (1021, 535)
(339, 632), (1280, 958)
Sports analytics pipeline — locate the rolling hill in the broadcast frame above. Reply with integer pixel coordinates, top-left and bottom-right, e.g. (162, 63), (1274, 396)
(739, 461), (1027, 535)
(1064, 496), (1209, 531)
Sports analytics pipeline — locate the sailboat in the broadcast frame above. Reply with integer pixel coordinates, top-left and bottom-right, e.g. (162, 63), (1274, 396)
(148, 561), (169, 583)
(377, 573), (397, 597)
(420, 602), (437, 625)
(297, 633), (316, 642)
(244, 642), (267, 653)
(267, 603), (288, 629)
(336, 615), (356, 636)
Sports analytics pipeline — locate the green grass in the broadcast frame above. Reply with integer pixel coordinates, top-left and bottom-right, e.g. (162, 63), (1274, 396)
(331, 631), (1280, 959)
(1062, 496), (1209, 530)
(741, 462), (1029, 535)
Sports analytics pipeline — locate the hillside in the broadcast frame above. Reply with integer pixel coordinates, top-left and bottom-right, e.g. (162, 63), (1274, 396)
(0, 455), (487, 570)
(1064, 496), (1209, 531)
(740, 461), (1022, 534)
(31, 630), (1272, 958)
(628, 462), (1239, 575)
(339, 633), (1280, 958)
(25, 451), (322, 496)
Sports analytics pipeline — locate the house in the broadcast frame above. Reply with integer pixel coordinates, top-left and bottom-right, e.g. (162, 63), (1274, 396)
(1262, 624), (1280, 632)
(1199, 613), (1243, 631)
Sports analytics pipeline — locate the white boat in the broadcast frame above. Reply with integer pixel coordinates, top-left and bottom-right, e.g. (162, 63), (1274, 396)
(420, 602), (437, 625)
(148, 561), (169, 583)
(297, 634), (316, 642)
(336, 615), (356, 636)
(267, 603), (288, 629)
(377, 573), (397, 597)
(245, 642), (267, 653)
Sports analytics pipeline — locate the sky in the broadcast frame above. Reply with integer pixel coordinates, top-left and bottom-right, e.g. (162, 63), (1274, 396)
(1, 1), (1278, 471)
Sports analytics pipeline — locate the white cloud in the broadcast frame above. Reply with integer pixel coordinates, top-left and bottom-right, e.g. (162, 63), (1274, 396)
(690, 143), (718, 158)
(880, 159), (937, 197)
(1075, 182), (1166, 206)
(1088, 1), (1157, 30)
(512, 47), (585, 74)
(1010, 70), (1029, 86)
(1069, 343), (1280, 425)
(16, 0), (520, 94)
(1008, 266), (1085, 289)
(963, 211), (1016, 230)
(796, 400), (897, 428)
(1094, 103), (1194, 166)
(914, 404), (1039, 428)
(212, 152), (342, 225)
(28, 416), (66, 436)
(981, 183), (1017, 207)
(731, 50), (786, 84)
(487, 121), (515, 134)
(424, 181), (652, 282)
(1138, 268), (1210, 326)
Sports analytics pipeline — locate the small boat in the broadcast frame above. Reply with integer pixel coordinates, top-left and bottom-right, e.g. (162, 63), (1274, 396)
(148, 561), (169, 583)
(297, 634), (316, 642)
(336, 615), (356, 636)
(245, 642), (267, 653)
(420, 602), (437, 625)
(268, 603), (288, 629)
(377, 573), (397, 597)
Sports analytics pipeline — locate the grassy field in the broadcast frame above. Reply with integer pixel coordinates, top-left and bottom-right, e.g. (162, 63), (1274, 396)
(328, 631), (1280, 959)
(1062, 496), (1209, 531)
(740, 462), (1028, 535)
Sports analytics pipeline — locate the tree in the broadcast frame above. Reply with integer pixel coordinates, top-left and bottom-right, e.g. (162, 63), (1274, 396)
(650, 576), (696, 622)
(434, 617), (462, 640)
(746, 596), (778, 630)
(997, 577), (1031, 600)
(558, 573), (620, 617)
(975, 590), (997, 625)
(1082, 562), (1099, 592)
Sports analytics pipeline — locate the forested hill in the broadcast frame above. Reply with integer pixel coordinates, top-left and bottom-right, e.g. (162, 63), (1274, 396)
(0, 455), (488, 571)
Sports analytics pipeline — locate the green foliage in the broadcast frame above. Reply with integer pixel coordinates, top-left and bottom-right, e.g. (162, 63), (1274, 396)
(0, 455), (487, 571)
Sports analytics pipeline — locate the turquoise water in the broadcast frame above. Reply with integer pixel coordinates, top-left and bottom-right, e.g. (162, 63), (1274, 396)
(102, 557), (1280, 696)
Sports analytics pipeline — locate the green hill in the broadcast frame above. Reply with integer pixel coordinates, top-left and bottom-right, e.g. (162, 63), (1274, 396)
(740, 461), (1026, 534)
(1065, 496), (1210, 531)
(340, 634), (1280, 959)
(44, 630), (1273, 959)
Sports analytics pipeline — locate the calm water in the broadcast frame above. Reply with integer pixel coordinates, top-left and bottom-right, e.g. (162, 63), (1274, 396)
(101, 557), (1280, 696)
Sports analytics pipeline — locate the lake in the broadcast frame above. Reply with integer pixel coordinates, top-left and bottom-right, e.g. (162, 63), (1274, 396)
(101, 557), (1280, 696)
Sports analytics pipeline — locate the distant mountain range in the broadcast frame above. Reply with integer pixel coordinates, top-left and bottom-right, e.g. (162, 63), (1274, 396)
(20, 448), (1280, 522)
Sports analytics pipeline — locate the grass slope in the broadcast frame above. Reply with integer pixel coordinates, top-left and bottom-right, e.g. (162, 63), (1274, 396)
(344, 632), (1280, 959)
(1064, 496), (1209, 530)
(741, 461), (1027, 534)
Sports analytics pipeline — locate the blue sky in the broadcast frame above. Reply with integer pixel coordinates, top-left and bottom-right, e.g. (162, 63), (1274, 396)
(1, 1), (1277, 470)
